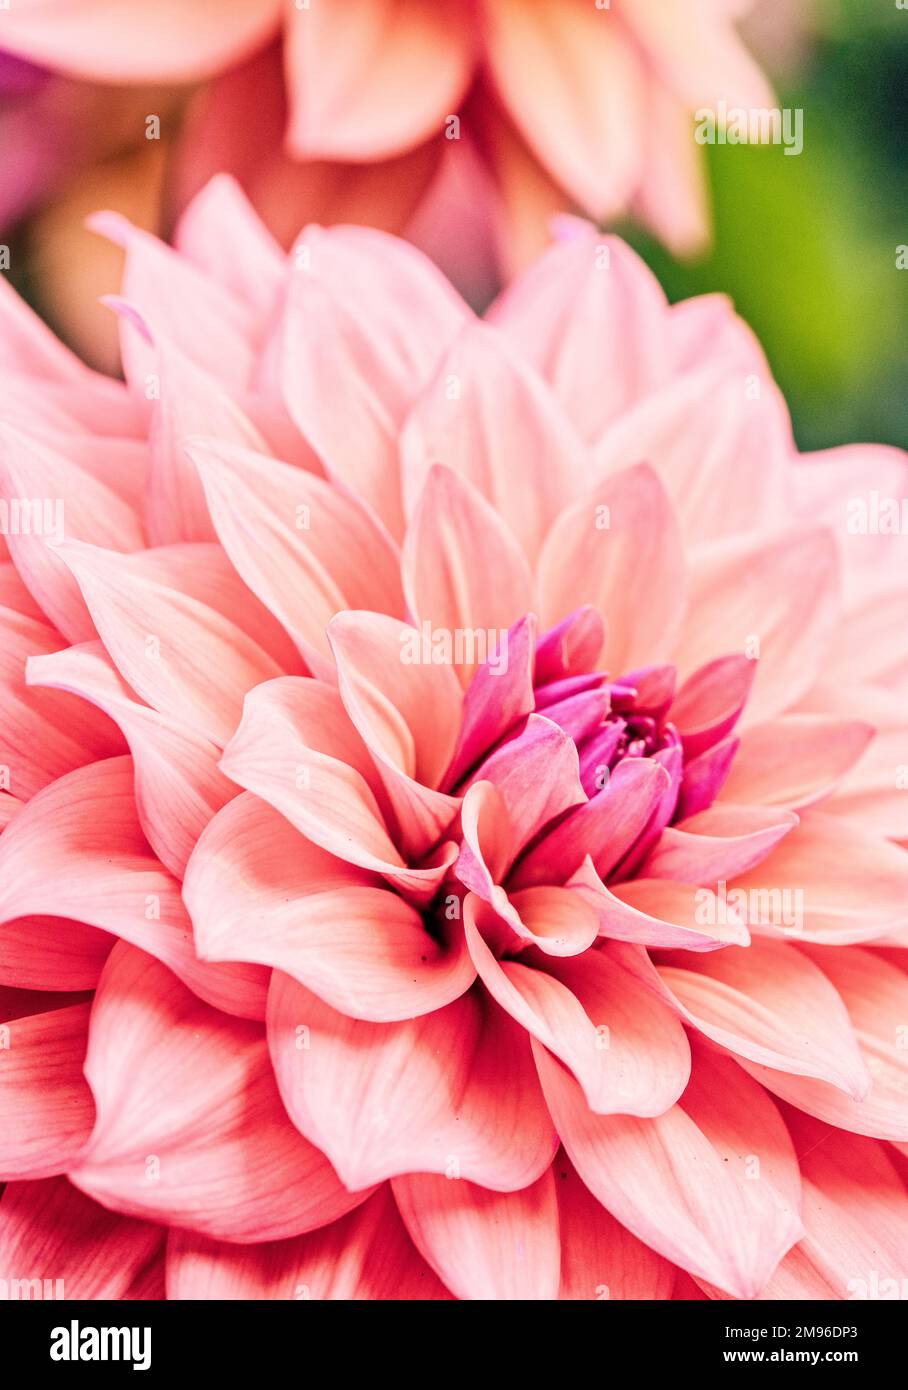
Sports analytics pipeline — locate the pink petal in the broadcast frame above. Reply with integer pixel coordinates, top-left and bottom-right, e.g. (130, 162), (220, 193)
(280, 224), (468, 537)
(145, 340), (268, 546)
(593, 363), (793, 544)
(400, 322), (587, 564)
(328, 612), (462, 855)
(752, 1115), (908, 1300)
(534, 606), (606, 685)
(393, 1169), (560, 1301)
(185, 793), (475, 1022)
(0, 1002), (94, 1179)
(536, 1037), (803, 1299)
(490, 226), (670, 443)
(622, 0), (775, 111)
(731, 810), (908, 945)
(675, 528), (840, 725)
(0, 423), (144, 642)
(619, 937), (868, 1095)
(641, 804), (798, 883)
(174, 174), (285, 320)
(443, 615), (536, 790)
(557, 1156), (675, 1300)
(0, 1178), (163, 1300)
(0, 0), (282, 82)
(717, 714), (875, 810)
(167, 1185), (450, 1300)
(484, 5), (644, 216)
(737, 946), (908, 1141)
(189, 438), (405, 679)
(72, 944), (368, 1241)
(669, 653), (756, 759)
(796, 682), (908, 839)
(268, 974), (557, 1192)
(0, 610), (124, 800)
(284, 0), (473, 159)
(404, 469), (534, 688)
(675, 738), (739, 820)
(219, 677), (451, 903)
(28, 641), (236, 879)
(0, 757), (268, 1019)
(571, 866), (750, 951)
(538, 464), (686, 673)
(511, 758), (670, 889)
(466, 902), (690, 1116)
(55, 539), (283, 746)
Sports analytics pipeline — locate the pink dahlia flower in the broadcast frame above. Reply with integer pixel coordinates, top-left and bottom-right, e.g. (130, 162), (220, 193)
(1, 179), (907, 1301)
(0, 0), (775, 263)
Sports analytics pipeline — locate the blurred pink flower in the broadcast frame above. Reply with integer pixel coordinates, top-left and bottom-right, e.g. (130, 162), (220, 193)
(0, 180), (907, 1299)
(0, 0), (776, 272)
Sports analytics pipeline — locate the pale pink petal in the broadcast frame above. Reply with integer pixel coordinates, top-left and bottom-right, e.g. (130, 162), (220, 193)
(593, 363), (793, 544)
(466, 901), (690, 1116)
(167, 1185), (450, 1300)
(185, 793), (474, 1022)
(717, 714), (874, 810)
(538, 464), (686, 673)
(328, 612), (462, 855)
(55, 539), (283, 746)
(400, 322), (588, 563)
(393, 1169), (560, 1301)
(72, 944), (368, 1241)
(90, 212), (259, 388)
(0, 0), (282, 82)
(280, 224), (468, 537)
(737, 947), (908, 1141)
(0, 1178), (163, 1300)
(674, 528), (840, 725)
(174, 174), (286, 319)
(268, 974), (557, 1192)
(489, 225), (671, 443)
(731, 811), (908, 945)
(189, 437), (405, 679)
(752, 1115), (908, 1300)
(0, 1002), (94, 1179)
(0, 423), (144, 643)
(618, 937), (868, 1095)
(402, 464), (534, 685)
(284, 0), (473, 159)
(622, 0), (775, 111)
(144, 341), (268, 546)
(536, 1038), (803, 1299)
(796, 682), (908, 839)
(484, 2), (645, 216)
(571, 867), (750, 950)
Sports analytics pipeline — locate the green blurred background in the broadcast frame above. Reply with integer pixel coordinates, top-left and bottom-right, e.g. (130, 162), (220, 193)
(624, 0), (908, 452)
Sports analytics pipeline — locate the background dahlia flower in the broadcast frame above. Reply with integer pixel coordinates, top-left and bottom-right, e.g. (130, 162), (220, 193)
(0, 178), (907, 1301)
(0, 0), (775, 269)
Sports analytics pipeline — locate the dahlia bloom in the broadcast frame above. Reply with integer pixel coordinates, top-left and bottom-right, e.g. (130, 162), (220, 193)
(0, 0), (775, 263)
(1, 178), (907, 1301)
